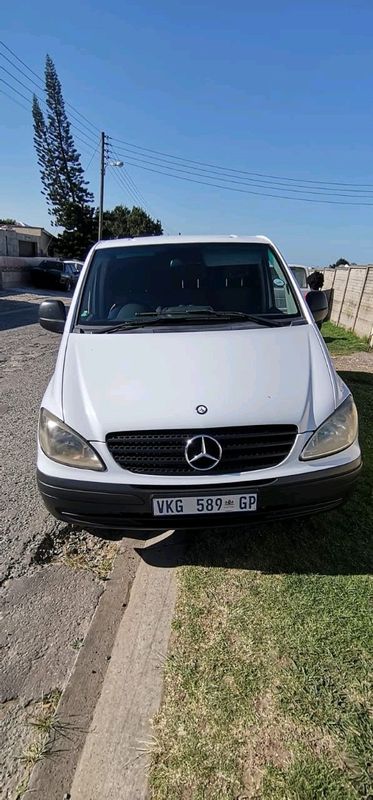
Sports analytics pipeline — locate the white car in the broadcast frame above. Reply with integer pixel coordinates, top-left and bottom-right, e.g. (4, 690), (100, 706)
(289, 264), (327, 329)
(37, 235), (361, 532)
(289, 264), (311, 290)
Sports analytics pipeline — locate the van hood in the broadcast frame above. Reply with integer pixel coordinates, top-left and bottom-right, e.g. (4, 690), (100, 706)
(62, 325), (340, 441)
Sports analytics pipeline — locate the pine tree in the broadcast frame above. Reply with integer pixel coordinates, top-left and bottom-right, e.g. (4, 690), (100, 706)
(32, 55), (93, 228)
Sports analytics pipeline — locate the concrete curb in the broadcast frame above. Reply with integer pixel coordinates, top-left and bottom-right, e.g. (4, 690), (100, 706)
(69, 530), (180, 800)
(26, 540), (139, 799)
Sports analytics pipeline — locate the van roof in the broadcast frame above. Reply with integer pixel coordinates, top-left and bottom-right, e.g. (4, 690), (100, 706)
(94, 234), (274, 250)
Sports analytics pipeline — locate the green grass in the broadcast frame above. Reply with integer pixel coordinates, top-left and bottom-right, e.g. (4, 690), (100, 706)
(322, 321), (371, 356)
(15, 690), (62, 799)
(150, 371), (373, 800)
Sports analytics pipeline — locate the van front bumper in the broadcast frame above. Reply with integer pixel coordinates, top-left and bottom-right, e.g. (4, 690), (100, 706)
(37, 457), (362, 530)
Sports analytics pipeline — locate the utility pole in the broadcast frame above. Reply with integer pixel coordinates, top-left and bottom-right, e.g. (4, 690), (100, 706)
(98, 131), (105, 241)
(98, 133), (124, 240)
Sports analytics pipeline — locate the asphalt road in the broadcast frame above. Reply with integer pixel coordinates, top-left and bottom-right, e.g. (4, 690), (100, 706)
(0, 289), (114, 798)
(0, 289), (62, 582)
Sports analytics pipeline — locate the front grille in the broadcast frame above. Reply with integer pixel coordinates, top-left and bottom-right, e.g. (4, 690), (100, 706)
(106, 425), (297, 476)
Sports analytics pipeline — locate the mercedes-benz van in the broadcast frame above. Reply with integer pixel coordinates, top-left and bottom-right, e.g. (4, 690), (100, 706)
(37, 235), (361, 531)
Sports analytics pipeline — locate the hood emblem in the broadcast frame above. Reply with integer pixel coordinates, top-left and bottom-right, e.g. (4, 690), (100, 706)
(185, 435), (222, 471)
(196, 405), (208, 415)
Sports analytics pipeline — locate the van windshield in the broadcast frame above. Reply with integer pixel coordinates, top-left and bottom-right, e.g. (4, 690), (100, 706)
(77, 243), (301, 327)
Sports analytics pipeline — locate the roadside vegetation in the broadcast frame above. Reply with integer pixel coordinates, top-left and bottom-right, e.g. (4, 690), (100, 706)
(322, 321), (371, 356)
(15, 690), (61, 799)
(150, 366), (373, 798)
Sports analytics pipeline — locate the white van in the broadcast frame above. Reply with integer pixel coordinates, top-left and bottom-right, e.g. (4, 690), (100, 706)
(37, 235), (361, 532)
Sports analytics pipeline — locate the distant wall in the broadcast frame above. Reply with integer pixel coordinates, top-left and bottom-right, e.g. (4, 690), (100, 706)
(0, 257), (31, 290)
(323, 267), (373, 345)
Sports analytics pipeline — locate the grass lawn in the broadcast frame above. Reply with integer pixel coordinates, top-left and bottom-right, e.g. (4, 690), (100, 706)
(150, 370), (373, 800)
(322, 321), (371, 356)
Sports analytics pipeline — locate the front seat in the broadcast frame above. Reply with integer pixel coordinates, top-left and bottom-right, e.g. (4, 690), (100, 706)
(114, 302), (150, 321)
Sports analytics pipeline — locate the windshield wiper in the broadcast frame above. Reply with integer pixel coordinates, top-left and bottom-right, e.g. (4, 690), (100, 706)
(93, 309), (284, 333)
(136, 309), (282, 327)
(168, 309), (282, 327)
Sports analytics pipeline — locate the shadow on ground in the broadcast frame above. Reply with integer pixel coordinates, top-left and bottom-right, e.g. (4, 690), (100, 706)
(323, 335), (349, 344)
(138, 370), (372, 577)
(0, 297), (40, 331)
(0, 289), (71, 332)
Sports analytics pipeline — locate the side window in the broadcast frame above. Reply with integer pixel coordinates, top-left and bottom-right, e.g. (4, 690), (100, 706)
(269, 251), (298, 315)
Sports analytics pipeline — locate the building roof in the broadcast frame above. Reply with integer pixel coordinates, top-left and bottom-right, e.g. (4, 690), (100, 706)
(0, 223), (56, 238)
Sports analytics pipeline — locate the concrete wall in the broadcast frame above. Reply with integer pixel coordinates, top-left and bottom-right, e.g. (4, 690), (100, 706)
(324, 266), (373, 345)
(0, 257), (31, 290)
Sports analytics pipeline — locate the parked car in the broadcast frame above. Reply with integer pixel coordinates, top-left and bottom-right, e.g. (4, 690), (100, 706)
(36, 235), (361, 534)
(64, 260), (84, 274)
(31, 258), (76, 292)
(63, 261), (84, 288)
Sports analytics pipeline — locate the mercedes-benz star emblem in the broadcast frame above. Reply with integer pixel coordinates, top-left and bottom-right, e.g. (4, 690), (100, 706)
(196, 405), (208, 415)
(185, 435), (222, 471)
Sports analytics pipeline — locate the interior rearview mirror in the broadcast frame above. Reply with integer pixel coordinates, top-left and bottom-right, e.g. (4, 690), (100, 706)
(39, 300), (66, 334)
(306, 290), (329, 323)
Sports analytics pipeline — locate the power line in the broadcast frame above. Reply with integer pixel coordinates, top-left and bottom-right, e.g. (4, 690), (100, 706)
(109, 151), (373, 201)
(4, 40), (372, 208)
(121, 159), (373, 206)
(109, 146), (150, 208)
(0, 85), (30, 112)
(0, 76), (32, 105)
(125, 168), (147, 208)
(84, 143), (100, 172)
(71, 131), (98, 153)
(122, 167), (148, 207)
(108, 164), (144, 207)
(0, 66), (98, 150)
(108, 165), (136, 204)
(112, 144), (373, 197)
(110, 135), (373, 189)
(0, 40), (100, 136)
(121, 169), (146, 206)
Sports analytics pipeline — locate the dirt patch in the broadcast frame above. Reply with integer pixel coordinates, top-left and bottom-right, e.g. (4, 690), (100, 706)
(241, 691), (294, 799)
(32, 525), (119, 580)
(241, 691), (349, 800)
(333, 351), (373, 372)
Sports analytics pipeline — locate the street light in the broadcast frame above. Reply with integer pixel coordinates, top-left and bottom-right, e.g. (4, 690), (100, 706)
(98, 132), (124, 240)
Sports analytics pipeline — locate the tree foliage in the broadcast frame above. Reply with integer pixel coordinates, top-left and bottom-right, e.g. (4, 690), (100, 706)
(100, 205), (163, 239)
(329, 257), (350, 268)
(32, 55), (93, 228)
(32, 56), (163, 260)
(0, 218), (18, 225)
(56, 205), (163, 260)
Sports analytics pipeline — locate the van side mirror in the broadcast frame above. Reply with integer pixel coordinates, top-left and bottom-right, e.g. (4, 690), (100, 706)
(39, 300), (66, 333)
(306, 290), (329, 323)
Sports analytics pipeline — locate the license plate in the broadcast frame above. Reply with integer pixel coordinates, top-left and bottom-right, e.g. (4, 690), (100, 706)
(152, 493), (257, 516)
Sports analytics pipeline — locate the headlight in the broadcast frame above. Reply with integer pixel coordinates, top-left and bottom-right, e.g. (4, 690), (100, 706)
(301, 395), (358, 461)
(39, 409), (105, 470)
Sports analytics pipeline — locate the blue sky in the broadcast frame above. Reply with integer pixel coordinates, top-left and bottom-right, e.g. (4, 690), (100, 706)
(1, 0), (373, 265)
